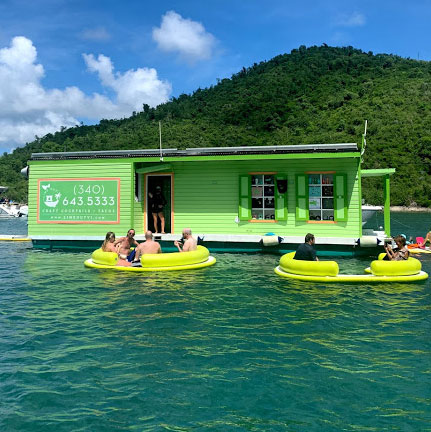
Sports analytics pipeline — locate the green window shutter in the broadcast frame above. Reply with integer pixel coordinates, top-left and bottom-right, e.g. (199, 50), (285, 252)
(334, 174), (348, 221)
(295, 174), (309, 221)
(275, 175), (287, 221)
(238, 175), (251, 221)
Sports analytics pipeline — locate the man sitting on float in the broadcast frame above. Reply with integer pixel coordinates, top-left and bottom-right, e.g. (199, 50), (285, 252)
(174, 228), (197, 252)
(134, 231), (162, 262)
(294, 233), (319, 261)
(114, 229), (139, 261)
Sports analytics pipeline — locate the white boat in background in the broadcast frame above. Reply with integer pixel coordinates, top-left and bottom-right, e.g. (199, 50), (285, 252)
(0, 185), (28, 217)
(0, 204), (20, 218)
(0, 203), (28, 218)
(18, 205), (28, 217)
(362, 204), (382, 226)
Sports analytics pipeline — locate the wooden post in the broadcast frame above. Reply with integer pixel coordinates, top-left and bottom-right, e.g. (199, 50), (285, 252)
(383, 174), (391, 236)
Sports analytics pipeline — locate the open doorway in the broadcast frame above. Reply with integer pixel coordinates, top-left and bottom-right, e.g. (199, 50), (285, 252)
(146, 174), (172, 233)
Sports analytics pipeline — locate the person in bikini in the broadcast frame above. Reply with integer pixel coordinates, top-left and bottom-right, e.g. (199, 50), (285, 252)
(101, 231), (117, 253)
(114, 229), (139, 261)
(101, 231), (131, 267)
(133, 231), (162, 262)
(418, 230), (431, 248)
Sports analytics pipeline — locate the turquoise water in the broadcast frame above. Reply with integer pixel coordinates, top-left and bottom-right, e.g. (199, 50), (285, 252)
(1, 214), (431, 431)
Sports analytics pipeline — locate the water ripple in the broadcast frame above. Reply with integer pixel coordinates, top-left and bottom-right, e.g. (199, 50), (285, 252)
(1, 219), (431, 430)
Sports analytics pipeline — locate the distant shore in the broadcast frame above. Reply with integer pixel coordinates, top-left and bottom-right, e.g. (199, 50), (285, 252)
(390, 206), (431, 213)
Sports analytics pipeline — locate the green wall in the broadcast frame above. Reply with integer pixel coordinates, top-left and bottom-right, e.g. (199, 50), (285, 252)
(28, 156), (361, 239)
(28, 160), (134, 237)
(171, 158), (360, 238)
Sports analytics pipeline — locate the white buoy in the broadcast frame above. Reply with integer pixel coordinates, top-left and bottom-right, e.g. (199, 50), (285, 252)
(261, 236), (280, 246)
(357, 236), (381, 247)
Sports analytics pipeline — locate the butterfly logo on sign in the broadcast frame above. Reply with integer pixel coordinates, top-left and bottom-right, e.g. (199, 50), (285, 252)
(41, 184), (61, 208)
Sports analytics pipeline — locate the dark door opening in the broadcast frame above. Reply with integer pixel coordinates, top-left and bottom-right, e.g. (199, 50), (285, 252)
(147, 175), (172, 234)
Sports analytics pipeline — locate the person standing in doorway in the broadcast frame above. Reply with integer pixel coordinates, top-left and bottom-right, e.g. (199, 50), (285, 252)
(149, 185), (167, 234)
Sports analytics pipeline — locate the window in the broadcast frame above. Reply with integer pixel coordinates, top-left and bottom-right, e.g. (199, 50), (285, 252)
(295, 173), (347, 222)
(251, 174), (275, 220)
(308, 174), (334, 221)
(239, 174), (288, 222)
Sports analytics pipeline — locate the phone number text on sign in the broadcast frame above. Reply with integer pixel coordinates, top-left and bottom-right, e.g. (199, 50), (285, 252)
(37, 178), (121, 224)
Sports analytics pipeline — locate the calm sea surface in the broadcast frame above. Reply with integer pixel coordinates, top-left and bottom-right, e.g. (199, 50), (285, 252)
(1, 213), (431, 431)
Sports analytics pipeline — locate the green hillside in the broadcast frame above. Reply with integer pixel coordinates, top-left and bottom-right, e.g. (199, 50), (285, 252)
(2, 45), (431, 206)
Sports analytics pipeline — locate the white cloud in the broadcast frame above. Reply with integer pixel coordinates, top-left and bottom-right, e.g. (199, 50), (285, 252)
(0, 36), (172, 152)
(80, 26), (111, 42)
(83, 53), (172, 108)
(152, 10), (216, 62)
(334, 12), (366, 27)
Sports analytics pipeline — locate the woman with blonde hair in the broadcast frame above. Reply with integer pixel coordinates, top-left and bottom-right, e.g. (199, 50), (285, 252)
(101, 231), (117, 253)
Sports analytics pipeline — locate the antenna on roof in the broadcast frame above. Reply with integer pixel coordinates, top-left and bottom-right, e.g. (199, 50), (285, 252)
(361, 120), (367, 158)
(159, 121), (163, 162)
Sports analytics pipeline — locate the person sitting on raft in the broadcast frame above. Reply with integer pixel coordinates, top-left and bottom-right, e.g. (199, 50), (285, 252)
(174, 228), (197, 252)
(101, 231), (130, 267)
(294, 233), (319, 261)
(384, 235), (409, 261)
(101, 231), (117, 253)
(134, 231), (162, 262)
(114, 229), (139, 261)
(418, 231), (431, 248)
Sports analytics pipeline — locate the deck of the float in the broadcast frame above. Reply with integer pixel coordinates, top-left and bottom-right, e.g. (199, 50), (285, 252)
(30, 231), (387, 256)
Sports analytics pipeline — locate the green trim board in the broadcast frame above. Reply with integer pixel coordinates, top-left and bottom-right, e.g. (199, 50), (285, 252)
(295, 174), (309, 221)
(361, 168), (396, 177)
(384, 174), (391, 236)
(360, 167), (395, 235)
(238, 175), (251, 221)
(334, 174), (348, 221)
(130, 163), (135, 228)
(357, 164), (363, 227)
(135, 163), (172, 174)
(275, 174), (288, 221)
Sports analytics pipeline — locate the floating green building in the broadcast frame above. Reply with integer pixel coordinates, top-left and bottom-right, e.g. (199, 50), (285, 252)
(27, 143), (394, 255)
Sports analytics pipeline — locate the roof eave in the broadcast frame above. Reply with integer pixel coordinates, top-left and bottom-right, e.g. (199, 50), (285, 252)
(30, 143), (359, 161)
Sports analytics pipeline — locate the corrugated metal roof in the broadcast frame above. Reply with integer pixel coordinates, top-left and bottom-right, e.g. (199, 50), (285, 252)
(31, 143), (359, 161)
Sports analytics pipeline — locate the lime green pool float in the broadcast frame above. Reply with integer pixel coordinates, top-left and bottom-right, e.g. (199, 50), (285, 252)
(85, 245), (216, 272)
(275, 252), (428, 283)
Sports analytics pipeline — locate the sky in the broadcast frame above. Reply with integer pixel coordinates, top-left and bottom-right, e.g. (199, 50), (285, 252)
(0, 0), (430, 153)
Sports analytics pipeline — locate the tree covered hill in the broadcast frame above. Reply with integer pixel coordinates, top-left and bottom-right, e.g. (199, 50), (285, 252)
(1, 45), (431, 206)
